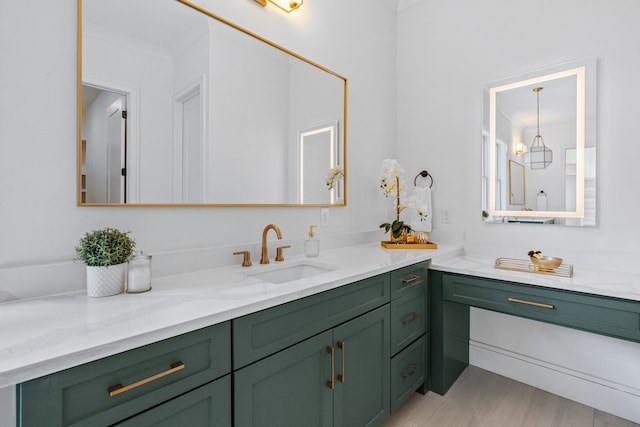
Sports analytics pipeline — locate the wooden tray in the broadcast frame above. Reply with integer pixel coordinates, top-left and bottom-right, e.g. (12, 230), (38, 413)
(380, 241), (438, 249)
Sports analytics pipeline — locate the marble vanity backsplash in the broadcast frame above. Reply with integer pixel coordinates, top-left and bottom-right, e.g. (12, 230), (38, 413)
(1, 229), (463, 303)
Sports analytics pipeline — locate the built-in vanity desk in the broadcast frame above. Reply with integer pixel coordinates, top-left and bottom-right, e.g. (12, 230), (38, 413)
(429, 253), (640, 423)
(1, 243), (459, 426)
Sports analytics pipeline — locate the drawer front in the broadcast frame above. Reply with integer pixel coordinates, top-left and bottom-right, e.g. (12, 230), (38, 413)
(114, 375), (231, 427)
(233, 273), (390, 368)
(390, 335), (427, 413)
(390, 286), (427, 355)
(443, 274), (640, 342)
(19, 322), (231, 427)
(390, 262), (428, 298)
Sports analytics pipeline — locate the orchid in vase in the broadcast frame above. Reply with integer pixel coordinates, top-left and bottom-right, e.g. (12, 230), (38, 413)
(379, 159), (428, 242)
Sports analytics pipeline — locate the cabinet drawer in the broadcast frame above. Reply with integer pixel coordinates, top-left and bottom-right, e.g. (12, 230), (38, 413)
(234, 273), (390, 368)
(443, 274), (640, 342)
(390, 335), (427, 413)
(390, 286), (427, 355)
(114, 375), (231, 427)
(18, 322), (231, 427)
(390, 262), (427, 298)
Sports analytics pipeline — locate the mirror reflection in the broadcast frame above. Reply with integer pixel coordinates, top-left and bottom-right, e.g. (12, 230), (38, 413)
(509, 160), (525, 206)
(79, 0), (347, 206)
(482, 58), (596, 226)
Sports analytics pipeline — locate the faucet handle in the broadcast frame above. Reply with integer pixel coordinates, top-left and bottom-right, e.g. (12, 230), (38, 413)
(233, 251), (252, 267)
(275, 245), (291, 262)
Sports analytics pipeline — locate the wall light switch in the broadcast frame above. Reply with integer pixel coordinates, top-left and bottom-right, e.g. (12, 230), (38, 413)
(320, 208), (330, 227)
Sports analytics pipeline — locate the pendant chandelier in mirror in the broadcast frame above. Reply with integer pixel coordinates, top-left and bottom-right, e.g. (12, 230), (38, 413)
(522, 87), (553, 169)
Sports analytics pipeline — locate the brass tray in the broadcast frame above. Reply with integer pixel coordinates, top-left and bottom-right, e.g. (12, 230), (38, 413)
(495, 257), (573, 278)
(381, 241), (438, 249)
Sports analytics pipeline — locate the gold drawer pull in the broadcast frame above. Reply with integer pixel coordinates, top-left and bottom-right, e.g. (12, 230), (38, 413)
(402, 275), (421, 284)
(326, 346), (335, 390)
(401, 363), (419, 380)
(401, 312), (421, 325)
(108, 362), (185, 397)
(508, 297), (555, 310)
(337, 341), (345, 383)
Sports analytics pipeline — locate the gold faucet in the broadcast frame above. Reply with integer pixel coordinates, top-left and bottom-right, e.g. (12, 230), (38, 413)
(261, 224), (284, 264)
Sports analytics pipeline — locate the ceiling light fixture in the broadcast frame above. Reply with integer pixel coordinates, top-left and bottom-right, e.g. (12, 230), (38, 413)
(254, 0), (303, 13)
(523, 87), (553, 170)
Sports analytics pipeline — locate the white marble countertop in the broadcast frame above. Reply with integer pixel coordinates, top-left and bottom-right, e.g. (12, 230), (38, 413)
(0, 242), (461, 389)
(429, 252), (640, 302)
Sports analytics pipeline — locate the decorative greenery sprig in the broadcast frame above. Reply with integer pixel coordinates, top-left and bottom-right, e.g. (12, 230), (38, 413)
(74, 228), (136, 267)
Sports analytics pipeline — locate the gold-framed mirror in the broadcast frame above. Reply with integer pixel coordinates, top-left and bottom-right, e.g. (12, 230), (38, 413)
(482, 57), (596, 226)
(77, 0), (347, 206)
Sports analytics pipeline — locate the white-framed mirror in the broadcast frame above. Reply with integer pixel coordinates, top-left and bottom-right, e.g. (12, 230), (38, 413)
(78, 0), (347, 206)
(482, 58), (596, 226)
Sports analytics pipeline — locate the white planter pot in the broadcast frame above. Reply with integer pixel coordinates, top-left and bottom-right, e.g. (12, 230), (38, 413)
(86, 263), (127, 297)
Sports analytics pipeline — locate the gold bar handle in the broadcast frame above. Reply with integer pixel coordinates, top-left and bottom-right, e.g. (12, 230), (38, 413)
(402, 275), (421, 284)
(401, 312), (421, 325)
(401, 363), (419, 380)
(508, 297), (555, 310)
(326, 346), (335, 390)
(337, 341), (345, 383)
(108, 362), (185, 397)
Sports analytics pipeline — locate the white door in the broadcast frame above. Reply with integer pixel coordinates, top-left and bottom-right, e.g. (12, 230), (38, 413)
(106, 97), (126, 203)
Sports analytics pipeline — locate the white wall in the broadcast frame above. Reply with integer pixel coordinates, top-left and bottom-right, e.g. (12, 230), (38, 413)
(0, 0), (397, 295)
(398, 0), (640, 421)
(397, 0), (640, 265)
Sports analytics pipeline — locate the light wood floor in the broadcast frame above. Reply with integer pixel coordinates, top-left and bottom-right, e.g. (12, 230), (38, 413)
(383, 366), (639, 427)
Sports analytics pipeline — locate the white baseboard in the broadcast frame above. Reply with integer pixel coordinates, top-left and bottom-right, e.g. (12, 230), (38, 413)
(470, 340), (640, 423)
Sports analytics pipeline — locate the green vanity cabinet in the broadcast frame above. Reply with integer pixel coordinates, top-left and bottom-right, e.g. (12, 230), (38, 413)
(234, 306), (390, 427)
(233, 273), (390, 369)
(429, 270), (640, 395)
(389, 263), (429, 413)
(17, 263), (432, 427)
(233, 273), (393, 427)
(17, 322), (231, 427)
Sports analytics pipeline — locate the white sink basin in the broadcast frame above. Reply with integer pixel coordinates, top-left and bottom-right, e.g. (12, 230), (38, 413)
(244, 260), (338, 284)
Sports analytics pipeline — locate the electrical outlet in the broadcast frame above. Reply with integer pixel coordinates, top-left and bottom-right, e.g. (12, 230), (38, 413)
(441, 208), (452, 224)
(320, 208), (330, 227)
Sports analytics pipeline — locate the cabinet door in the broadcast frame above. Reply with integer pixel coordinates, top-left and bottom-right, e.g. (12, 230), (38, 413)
(234, 330), (334, 427)
(114, 375), (231, 427)
(333, 305), (390, 427)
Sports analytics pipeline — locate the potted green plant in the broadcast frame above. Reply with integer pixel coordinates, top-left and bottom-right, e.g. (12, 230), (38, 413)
(74, 227), (136, 297)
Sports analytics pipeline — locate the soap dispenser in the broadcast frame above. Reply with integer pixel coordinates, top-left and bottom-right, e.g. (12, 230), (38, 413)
(304, 225), (319, 257)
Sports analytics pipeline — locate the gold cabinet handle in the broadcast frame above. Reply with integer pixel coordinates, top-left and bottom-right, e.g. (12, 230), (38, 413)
(402, 275), (421, 284)
(401, 312), (421, 325)
(108, 362), (185, 397)
(337, 341), (345, 383)
(508, 297), (555, 310)
(401, 363), (420, 380)
(326, 346), (335, 390)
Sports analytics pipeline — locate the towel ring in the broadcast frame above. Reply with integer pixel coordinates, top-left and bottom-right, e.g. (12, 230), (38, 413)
(414, 170), (433, 188)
